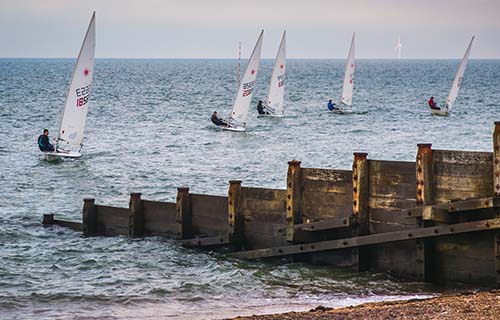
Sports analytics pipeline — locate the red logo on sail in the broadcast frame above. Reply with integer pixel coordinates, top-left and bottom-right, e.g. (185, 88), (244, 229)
(84, 69), (90, 76)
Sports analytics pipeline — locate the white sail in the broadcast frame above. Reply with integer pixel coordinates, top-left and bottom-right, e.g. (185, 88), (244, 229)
(445, 36), (474, 111)
(228, 30), (264, 127)
(340, 33), (355, 106)
(266, 30), (286, 115)
(57, 12), (96, 147)
(395, 35), (402, 59)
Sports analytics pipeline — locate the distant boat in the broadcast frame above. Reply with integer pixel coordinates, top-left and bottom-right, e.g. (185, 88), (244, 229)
(42, 12), (96, 161)
(330, 32), (355, 114)
(259, 30), (286, 118)
(215, 30), (264, 132)
(431, 36), (474, 117)
(395, 35), (402, 59)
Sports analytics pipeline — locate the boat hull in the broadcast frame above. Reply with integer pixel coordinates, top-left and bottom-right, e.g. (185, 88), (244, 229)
(222, 126), (246, 132)
(257, 113), (284, 118)
(42, 151), (82, 161)
(431, 109), (449, 117)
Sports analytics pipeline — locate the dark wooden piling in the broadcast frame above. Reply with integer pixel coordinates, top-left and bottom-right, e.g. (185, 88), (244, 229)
(42, 214), (54, 225)
(416, 143), (434, 281)
(176, 187), (192, 240)
(352, 152), (369, 271)
(286, 160), (302, 241)
(83, 198), (97, 237)
(494, 122), (500, 196)
(129, 193), (144, 237)
(228, 180), (243, 247)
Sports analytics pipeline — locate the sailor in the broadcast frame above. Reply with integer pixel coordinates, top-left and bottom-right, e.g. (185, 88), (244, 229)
(428, 97), (440, 110)
(211, 111), (227, 126)
(327, 99), (338, 111)
(257, 100), (268, 115)
(38, 129), (55, 152)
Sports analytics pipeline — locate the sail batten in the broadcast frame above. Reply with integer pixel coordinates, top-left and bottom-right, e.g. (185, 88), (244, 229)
(340, 33), (355, 107)
(228, 30), (264, 128)
(445, 36), (474, 111)
(57, 12), (96, 147)
(266, 31), (286, 115)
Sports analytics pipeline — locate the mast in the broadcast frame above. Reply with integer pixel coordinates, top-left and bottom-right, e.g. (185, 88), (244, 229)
(56, 12), (96, 150)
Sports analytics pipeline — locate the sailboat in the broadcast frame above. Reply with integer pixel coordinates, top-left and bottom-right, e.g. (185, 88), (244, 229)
(330, 32), (355, 114)
(214, 30), (264, 132)
(431, 36), (474, 117)
(395, 35), (402, 59)
(42, 12), (96, 161)
(259, 30), (286, 117)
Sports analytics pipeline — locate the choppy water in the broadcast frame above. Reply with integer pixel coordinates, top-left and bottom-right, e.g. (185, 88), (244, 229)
(1, 58), (499, 319)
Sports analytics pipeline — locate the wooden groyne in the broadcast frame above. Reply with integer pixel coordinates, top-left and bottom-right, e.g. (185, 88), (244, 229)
(44, 121), (500, 288)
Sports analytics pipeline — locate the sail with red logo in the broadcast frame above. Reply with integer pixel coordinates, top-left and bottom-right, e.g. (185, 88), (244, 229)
(43, 12), (96, 161)
(260, 30), (286, 118)
(332, 32), (355, 114)
(222, 30), (264, 132)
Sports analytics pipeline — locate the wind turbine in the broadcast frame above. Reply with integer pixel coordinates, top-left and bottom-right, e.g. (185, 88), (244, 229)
(395, 35), (402, 59)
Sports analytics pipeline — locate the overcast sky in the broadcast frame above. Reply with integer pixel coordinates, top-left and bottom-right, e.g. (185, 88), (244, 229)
(1, 0), (499, 59)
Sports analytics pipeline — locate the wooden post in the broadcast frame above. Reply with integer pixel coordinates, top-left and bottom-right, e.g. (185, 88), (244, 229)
(493, 123), (500, 288)
(129, 193), (144, 237)
(83, 198), (97, 237)
(416, 144), (434, 206)
(228, 180), (243, 247)
(416, 143), (434, 282)
(493, 122), (500, 196)
(286, 160), (302, 241)
(176, 187), (192, 240)
(352, 152), (369, 234)
(42, 214), (54, 225)
(352, 152), (369, 271)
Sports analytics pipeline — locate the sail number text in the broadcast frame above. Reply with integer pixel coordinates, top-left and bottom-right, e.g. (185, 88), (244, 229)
(75, 85), (91, 107)
(242, 81), (255, 97)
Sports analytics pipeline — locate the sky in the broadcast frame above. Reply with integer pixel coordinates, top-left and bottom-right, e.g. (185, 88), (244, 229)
(0, 0), (499, 59)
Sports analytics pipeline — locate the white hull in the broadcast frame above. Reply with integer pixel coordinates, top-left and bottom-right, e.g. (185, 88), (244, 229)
(258, 113), (284, 118)
(42, 150), (82, 161)
(222, 125), (246, 132)
(431, 109), (449, 117)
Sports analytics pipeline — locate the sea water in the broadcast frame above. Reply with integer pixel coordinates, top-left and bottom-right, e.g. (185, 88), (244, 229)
(0, 58), (499, 319)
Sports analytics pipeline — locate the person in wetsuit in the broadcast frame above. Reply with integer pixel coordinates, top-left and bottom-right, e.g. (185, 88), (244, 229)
(211, 111), (227, 126)
(257, 100), (268, 115)
(428, 97), (440, 110)
(38, 129), (55, 152)
(327, 99), (338, 111)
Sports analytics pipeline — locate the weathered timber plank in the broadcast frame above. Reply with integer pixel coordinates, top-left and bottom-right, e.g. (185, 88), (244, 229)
(302, 179), (352, 194)
(242, 187), (286, 201)
(368, 160), (416, 175)
(433, 150), (493, 165)
(230, 218), (500, 260)
(190, 194), (228, 220)
(433, 162), (493, 178)
(276, 217), (351, 235)
(143, 200), (177, 236)
(434, 189), (494, 203)
(180, 234), (230, 248)
(301, 168), (352, 182)
(370, 221), (417, 233)
(53, 219), (83, 231)
(369, 197), (417, 210)
(370, 209), (419, 225)
(96, 205), (129, 229)
(243, 198), (286, 212)
(369, 182), (416, 200)
(244, 221), (287, 236)
(242, 209), (286, 224)
(302, 204), (352, 220)
(433, 175), (493, 191)
(401, 197), (500, 218)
